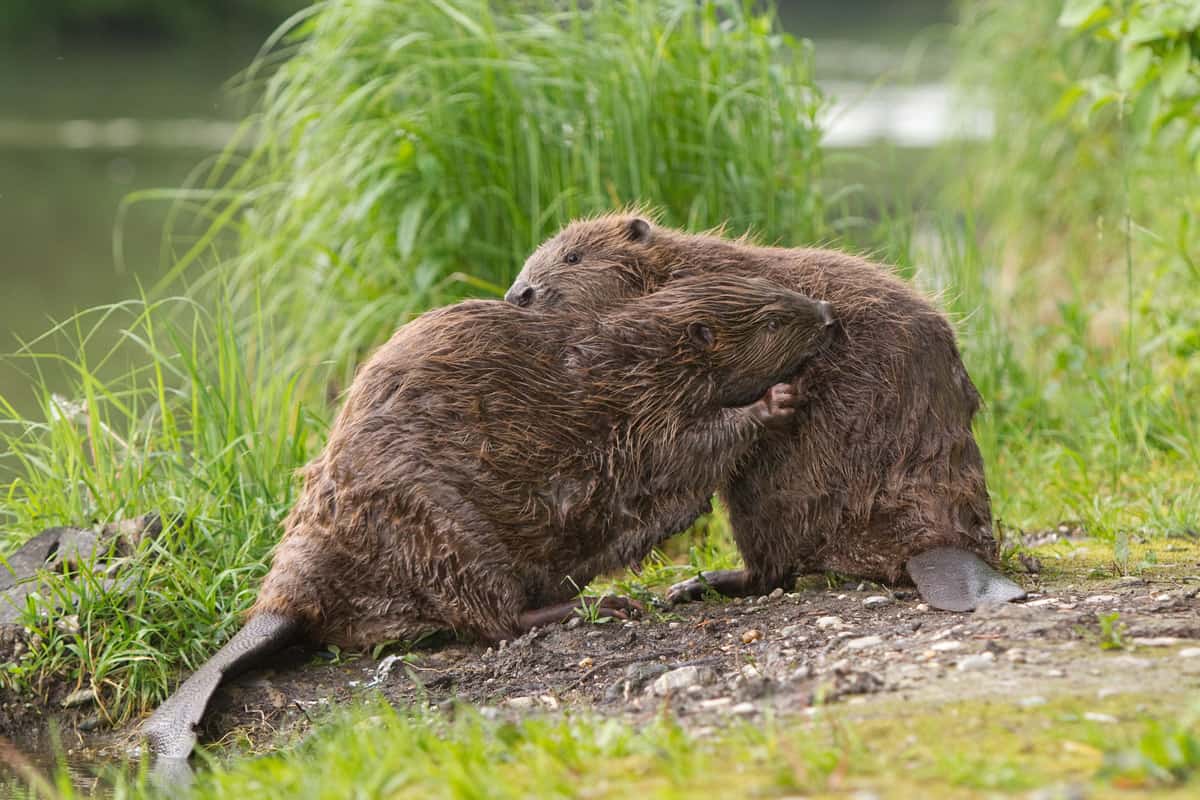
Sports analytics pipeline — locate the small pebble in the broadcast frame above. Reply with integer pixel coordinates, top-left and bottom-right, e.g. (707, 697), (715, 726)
(1133, 637), (1180, 647)
(652, 665), (716, 695)
(956, 652), (996, 671)
(1179, 647), (1200, 658)
(769, 587), (784, 599)
(863, 595), (891, 608)
(1046, 669), (1066, 677)
(730, 702), (757, 715)
(699, 697), (732, 710)
(845, 635), (884, 650)
(756, 595), (769, 604)
(1084, 712), (1117, 724)
(1019, 696), (1046, 708)
(578, 657), (594, 669)
(61, 688), (96, 709)
(504, 695), (536, 710)
(565, 616), (583, 629)
(930, 641), (963, 652)
(668, 622), (681, 629)
(816, 616), (843, 629)
(742, 629), (762, 644)
(1084, 594), (1116, 604)
(915, 603), (929, 612)
(740, 664), (764, 680)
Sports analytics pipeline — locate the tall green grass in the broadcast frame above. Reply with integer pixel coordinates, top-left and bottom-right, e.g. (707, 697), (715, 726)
(173, 0), (825, 389)
(935, 0), (1200, 544)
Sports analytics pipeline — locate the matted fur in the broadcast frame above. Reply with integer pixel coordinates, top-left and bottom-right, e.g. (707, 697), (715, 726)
(251, 275), (832, 646)
(510, 214), (993, 591)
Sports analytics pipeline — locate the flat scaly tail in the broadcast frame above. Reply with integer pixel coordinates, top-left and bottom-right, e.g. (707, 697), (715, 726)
(906, 547), (1026, 612)
(142, 612), (303, 759)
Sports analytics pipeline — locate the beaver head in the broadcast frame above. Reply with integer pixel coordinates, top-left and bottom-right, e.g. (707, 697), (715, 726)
(588, 274), (834, 411)
(508, 214), (674, 312)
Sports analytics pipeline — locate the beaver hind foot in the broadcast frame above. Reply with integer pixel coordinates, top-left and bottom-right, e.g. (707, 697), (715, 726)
(906, 547), (1026, 612)
(665, 569), (790, 604)
(142, 612), (303, 760)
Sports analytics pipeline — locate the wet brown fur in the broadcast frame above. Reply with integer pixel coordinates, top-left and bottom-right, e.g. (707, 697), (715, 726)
(250, 275), (833, 647)
(510, 213), (994, 592)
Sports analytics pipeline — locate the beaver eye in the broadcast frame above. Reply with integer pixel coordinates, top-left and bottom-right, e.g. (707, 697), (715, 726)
(564, 251), (581, 265)
(766, 318), (781, 332)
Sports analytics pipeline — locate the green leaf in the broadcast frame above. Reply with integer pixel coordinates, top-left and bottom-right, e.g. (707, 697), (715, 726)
(1160, 41), (1192, 98)
(1058, 0), (1107, 29)
(395, 198), (428, 261)
(1118, 45), (1153, 91)
(1127, 15), (1170, 46)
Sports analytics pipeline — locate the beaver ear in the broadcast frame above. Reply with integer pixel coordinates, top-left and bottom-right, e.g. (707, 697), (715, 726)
(626, 217), (652, 243)
(686, 322), (715, 351)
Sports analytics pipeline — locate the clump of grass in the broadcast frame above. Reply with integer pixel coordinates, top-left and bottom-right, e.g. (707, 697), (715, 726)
(1101, 702), (1200, 789)
(0, 295), (317, 719)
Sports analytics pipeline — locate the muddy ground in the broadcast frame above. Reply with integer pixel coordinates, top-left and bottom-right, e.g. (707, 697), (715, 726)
(13, 531), (1199, 773)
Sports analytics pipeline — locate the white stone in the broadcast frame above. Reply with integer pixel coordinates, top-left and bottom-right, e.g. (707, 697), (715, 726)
(699, 697), (733, 710)
(1019, 696), (1046, 708)
(652, 666), (715, 695)
(1179, 647), (1200, 658)
(816, 616), (844, 629)
(730, 702), (757, 715)
(1084, 594), (1116, 604)
(845, 635), (884, 650)
(863, 596), (891, 608)
(504, 695), (536, 710)
(930, 641), (963, 652)
(956, 652), (996, 671)
(1084, 712), (1117, 724)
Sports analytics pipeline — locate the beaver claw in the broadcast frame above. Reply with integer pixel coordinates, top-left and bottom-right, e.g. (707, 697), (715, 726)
(748, 383), (798, 425)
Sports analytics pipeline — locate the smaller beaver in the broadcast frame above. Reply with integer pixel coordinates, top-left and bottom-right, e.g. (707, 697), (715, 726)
(143, 274), (835, 760)
(507, 213), (1026, 611)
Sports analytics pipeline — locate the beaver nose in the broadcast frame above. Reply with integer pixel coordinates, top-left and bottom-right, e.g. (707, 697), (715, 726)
(505, 280), (536, 307)
(817, 301), (835, 328)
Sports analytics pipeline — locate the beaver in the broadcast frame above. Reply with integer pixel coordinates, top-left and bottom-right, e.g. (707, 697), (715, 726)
(505, 213), (1026, 612)
(143, 274), (835, 759)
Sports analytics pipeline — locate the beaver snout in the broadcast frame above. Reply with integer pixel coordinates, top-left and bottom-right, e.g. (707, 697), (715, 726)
(506, 280), (537, 307)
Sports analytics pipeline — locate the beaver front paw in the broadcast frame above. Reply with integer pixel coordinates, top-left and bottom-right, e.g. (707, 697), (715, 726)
(748, 382), (798, 425)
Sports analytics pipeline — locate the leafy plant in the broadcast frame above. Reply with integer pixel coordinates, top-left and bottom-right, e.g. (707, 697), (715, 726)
(1097, 611), (1127, 649)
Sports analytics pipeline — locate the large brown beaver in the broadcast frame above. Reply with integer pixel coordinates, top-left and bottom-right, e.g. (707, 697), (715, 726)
(506, 213), (1025, 612)
(143, 274), (835, 759)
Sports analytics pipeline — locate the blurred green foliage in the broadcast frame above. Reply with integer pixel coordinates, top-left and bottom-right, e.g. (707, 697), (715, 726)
(1059, 0), (1200, 172)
